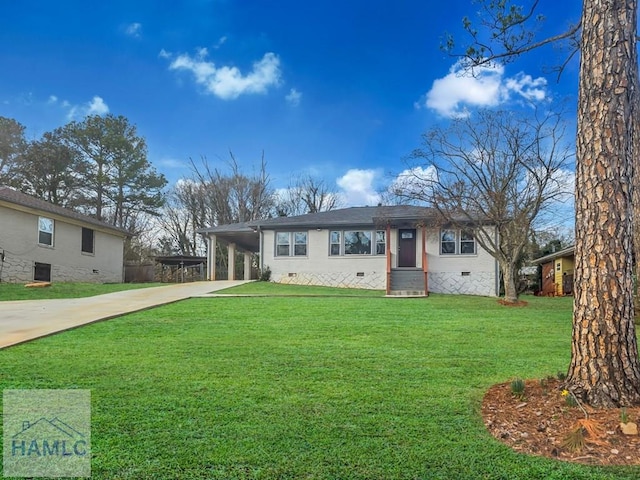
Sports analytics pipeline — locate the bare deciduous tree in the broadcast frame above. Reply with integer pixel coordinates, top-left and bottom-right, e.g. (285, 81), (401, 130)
(395, 108), (572, 304)
(276, 173), (342, 216)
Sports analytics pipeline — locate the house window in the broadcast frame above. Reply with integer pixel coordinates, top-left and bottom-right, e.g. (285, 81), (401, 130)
(330, 231), (341, 256)
(34, 262), (51, 282)
(376, 231), (386, 255)
(38, 217), (54, 247)
(344, 231), (372, 255)
(330, 230), (385, 256)
(440, 229), (477, 255)
(276, 232), (290, 256)
(294, 232), (307, 256)
(82, 227), (95, 254)
(440, 230), (456, 254)
(460, 230), (476, 254)
(276, 232), (308, 257)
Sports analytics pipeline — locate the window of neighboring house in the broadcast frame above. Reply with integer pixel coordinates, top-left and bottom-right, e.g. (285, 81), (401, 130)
(38, 217), (54, 247)
(376, 231), (386, 255)
(82, 227), (95, 254)
(440, 229), (477, 255)
(276, 232), (290, 256)
(34, 262), (51, 282)
(330, 231), (341, 256)
(440, 229), (456, 254)
(460, 230), (476, 254)
(275, 232), (308, 257)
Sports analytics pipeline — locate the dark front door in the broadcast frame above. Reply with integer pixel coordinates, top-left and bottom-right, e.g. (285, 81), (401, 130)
(398, 229), (416, 267)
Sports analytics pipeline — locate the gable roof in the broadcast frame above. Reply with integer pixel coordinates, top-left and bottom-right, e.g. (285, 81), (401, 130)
(196, 206), (443, 252)
(245, 205), (440, 230)
(0, 186), (129, 237)
(530, 245), (575, 265)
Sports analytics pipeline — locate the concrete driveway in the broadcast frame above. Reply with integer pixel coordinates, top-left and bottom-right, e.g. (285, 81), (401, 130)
(0, 280), (251, 349)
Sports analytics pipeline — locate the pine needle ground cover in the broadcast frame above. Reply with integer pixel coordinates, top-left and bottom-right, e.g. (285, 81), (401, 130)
(1, 294), (637, 479)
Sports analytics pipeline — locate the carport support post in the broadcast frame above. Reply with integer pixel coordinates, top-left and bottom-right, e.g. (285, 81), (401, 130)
(208, 235), (217, 281)
(228, 243), (236, 280)
(244, 252), (252, 280)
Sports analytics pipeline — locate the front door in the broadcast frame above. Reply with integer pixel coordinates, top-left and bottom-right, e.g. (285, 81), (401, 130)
(398, 229), (416, 267)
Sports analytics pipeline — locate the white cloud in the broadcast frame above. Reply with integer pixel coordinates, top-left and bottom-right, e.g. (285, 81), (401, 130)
(165, 49), (282, 100)
(285, 88), (302, 107)
(213, 36), (227, 49)
(419, 61), (548, 118)
(47, 95), (58, 104)
(336, 169), (381, 206)
(125, 22), (142, 38)
(388, 166), (437, 199)
(67, 96), (110, 120)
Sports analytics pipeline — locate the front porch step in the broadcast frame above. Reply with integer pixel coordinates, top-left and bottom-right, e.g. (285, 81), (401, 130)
(387, 290), (427, 297)
(390, 268), (425, 291)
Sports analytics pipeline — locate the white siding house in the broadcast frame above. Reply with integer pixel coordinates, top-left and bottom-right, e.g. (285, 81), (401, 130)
(199, 206), (499, 296)
(0, 186), (128, 283)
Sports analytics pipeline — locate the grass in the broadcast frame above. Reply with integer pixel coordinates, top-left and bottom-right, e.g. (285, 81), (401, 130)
(1, 292), (637, 479)
(0, 281), (164, 301)
(217, 281), (385, 296)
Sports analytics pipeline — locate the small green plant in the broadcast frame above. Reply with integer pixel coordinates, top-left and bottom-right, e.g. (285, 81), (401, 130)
(620, 408), (629, 423)
(510, 378), (525, 399)
(561, 389), (578, 407)
(259, 265), (272, 282)
(557, 371), (567, 381)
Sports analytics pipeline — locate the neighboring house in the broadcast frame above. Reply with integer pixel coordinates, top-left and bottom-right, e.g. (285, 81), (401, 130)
(198, 206), (499, 296)
(531, 245), (575, 296)
(0, 186), (129, 283)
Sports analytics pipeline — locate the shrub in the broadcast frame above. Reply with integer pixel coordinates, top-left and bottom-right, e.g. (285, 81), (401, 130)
(259, 265), (272, 282)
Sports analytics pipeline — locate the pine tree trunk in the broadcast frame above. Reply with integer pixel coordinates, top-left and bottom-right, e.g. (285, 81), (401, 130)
(500, 261), (519, 304)
(567, 0), (640, 407)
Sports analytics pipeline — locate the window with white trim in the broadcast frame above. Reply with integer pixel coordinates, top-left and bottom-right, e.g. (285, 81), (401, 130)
(294, 232), (307, 256)
(440, 229), (476, 255)
(38, 217), (54, 247)
(275, 232), (307, 257)
(330, 231), (341, 256)
(460, 230), (476, 254)
(345, 231), (372, 255)
(330, 230), (386, 256)
(376, 231), (386, 255)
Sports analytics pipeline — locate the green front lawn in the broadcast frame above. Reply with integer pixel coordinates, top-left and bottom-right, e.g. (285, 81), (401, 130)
(0, 282), (164, 301)
(217, 281), (385, 296)
(1, 293), (636, 479)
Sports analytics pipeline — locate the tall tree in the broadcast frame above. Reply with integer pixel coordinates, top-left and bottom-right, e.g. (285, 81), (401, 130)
(449, 0), (640, 407)
(276, 173), (342, 216)
(397, 108), (571, 303)
(159, 180), (209, 256)
(189, 152), (275, 225)
(14, 130), (85, 207)
(0, 116), (26, 186)
(60, 114), (167, 226)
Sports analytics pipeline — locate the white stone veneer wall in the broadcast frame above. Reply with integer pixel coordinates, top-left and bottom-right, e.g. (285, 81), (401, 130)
(428, 271), (496, 296)
(273, 271), (385, 290)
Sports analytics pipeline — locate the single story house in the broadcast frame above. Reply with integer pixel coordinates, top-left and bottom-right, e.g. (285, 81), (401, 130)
(531, 245), (575, 296)
(198, 205), (499, 296)
(0, 186), (129, 283)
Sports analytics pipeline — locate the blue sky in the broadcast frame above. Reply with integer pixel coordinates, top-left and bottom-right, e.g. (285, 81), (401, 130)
(1, 0), (582, 207)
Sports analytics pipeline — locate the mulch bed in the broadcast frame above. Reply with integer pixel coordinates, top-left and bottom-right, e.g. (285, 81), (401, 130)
(482, 378), (640, 465)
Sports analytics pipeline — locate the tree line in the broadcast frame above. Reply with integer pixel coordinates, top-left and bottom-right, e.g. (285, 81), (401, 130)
(0, 114), (342, 261)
